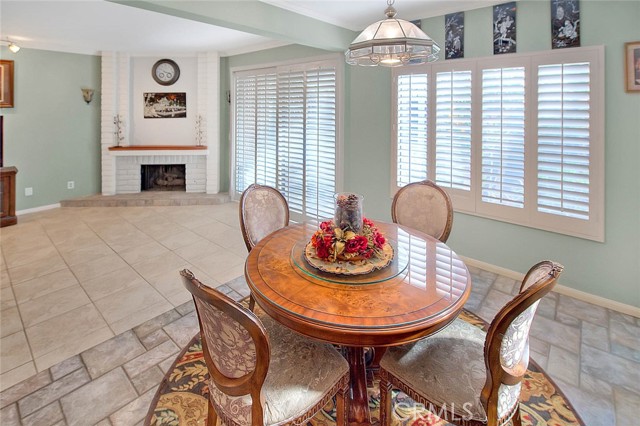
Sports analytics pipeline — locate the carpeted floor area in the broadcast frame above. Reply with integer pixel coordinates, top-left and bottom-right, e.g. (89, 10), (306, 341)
(145, 310), (584, 426)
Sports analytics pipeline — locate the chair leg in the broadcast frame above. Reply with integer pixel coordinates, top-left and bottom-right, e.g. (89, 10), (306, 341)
(207, 397), (218, 426)
(511, 404), (522, 426)
(335, 380), (349, 426)
(379, 374), (393, 426)
(248, 294), (256, 311)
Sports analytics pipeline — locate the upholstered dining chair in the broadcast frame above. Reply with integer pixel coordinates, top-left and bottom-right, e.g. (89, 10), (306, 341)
(180, 269), (350, 426)
(379, 260), (564, 426)
(239, 183), (289, 310)
(391, 180), (454, 243)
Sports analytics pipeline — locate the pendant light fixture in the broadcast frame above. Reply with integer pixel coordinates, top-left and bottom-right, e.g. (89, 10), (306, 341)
(345, 0), (440, 67)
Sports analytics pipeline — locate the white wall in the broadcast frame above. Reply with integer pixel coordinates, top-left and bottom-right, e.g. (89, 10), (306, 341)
(131, 56), (198, 145)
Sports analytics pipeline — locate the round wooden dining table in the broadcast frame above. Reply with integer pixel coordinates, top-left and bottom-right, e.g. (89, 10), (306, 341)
(244, 221), (471, 426)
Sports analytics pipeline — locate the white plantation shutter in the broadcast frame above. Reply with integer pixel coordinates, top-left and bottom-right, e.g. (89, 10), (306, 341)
(255, 73), (278, 188)
(395, 73), (428, 188)
(392, 47), (604, 241)
(481, 66), (526, 209)
(536, 62), (591, 220)
(233, 58), (339, 222)
(305, 67), (337, 219)
(235, 73), (262, 192)
(434, 70), (472, 191)
(277, 69), (306, 216)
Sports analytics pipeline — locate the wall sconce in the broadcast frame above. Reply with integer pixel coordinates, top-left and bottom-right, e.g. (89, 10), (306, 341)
(1, 39), (20, 53)
(81, 88), (94, 104)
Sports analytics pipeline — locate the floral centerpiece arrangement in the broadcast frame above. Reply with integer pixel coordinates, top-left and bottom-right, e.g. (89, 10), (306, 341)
(310, 217), (386, 262)
(304, 193), (393, 275)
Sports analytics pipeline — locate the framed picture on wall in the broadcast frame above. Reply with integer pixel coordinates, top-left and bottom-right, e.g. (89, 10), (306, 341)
(445, 12), (464, 59)
(625, 41), (640, 92)
(551, 0), (580, 49)
(493, 2), (517, 54)
(0, 60), (14, 108)
(143, 92), (187, 118)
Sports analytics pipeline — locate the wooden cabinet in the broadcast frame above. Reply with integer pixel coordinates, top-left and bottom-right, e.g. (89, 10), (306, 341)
(0, 166), (17, 227)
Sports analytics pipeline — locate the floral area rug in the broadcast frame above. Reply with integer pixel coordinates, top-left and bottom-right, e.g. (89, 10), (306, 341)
(145, 309), (584, 426)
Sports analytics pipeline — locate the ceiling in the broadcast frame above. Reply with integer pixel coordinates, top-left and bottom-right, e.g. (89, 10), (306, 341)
(0, 0), (502, 56)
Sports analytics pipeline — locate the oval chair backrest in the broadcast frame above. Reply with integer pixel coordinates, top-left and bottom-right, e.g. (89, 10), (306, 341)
(240, 184), (290, 252)
(391, 180), (453, 243)
(180, 269), (270, 426)
(481, 261), (563, 425)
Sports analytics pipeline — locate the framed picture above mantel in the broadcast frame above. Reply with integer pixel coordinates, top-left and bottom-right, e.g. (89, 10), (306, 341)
(0, 60), (14, 108)
(144, 92), (186, 118)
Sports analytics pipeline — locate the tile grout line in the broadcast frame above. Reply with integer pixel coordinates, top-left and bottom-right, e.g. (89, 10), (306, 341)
(6, 221), (47, 378)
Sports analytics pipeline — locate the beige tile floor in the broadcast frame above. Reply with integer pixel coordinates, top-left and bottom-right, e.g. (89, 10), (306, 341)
(1, 202), (639, 425)
(1, 203), (247, 389)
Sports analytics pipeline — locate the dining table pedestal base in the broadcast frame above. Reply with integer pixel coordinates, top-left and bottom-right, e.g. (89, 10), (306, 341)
(346, 346), (371, 426)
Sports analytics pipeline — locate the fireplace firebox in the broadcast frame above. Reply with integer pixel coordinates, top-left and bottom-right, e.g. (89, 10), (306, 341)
(141, 164), (186, 191)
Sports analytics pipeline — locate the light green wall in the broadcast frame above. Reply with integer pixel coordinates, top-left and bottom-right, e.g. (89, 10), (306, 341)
(221, 1), (640, 307)
(1, 47), (101, 210)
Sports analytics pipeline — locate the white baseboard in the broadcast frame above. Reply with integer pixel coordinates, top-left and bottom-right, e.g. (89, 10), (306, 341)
(16, 203), (60, 216)
(461, 256), (640, 319)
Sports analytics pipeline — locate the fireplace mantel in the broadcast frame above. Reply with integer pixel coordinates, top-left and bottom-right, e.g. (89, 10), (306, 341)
(109, 145), (208, 157)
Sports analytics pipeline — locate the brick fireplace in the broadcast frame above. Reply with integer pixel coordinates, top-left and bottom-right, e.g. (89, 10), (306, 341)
(113, 152), (206, 194)
(100, 52), (221, 195)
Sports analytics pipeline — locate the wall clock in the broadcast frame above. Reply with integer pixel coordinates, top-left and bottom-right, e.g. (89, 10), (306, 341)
(152, 59), (180, 86)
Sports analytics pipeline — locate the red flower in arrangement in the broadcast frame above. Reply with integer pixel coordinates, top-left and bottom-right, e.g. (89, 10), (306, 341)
(345, 235), (368, 253)
(310, 217), (386, 262)
(319, 220), (333, 232)
(315, 240), (331, 259)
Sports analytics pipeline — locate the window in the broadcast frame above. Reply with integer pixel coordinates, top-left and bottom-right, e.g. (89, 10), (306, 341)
(395, 72), (428, 187)
(481, 66), (525, 209)
(435, 70), (472, 192)
(233, 58), (341, 222)
(392, 47), (604, 241)
(536, 62), (591, 220)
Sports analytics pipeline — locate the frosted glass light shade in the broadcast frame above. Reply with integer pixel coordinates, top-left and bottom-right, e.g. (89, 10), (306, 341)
(345, 6), (440, 67)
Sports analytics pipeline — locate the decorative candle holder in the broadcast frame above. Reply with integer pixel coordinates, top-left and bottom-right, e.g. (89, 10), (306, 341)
(334, 192), (364, 233)
(113, 115), (125, 147)
(195, 115), (205, 146)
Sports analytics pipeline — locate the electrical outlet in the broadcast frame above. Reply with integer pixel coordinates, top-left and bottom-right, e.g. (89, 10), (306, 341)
(25, 187), (33, 196)
(67, 181), (75, 189)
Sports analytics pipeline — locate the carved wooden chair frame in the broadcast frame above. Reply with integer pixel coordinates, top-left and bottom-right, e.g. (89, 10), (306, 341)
(391, 179), (454, 243)
(379, 261), (563, 426)
(181, 269), (349, 426)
